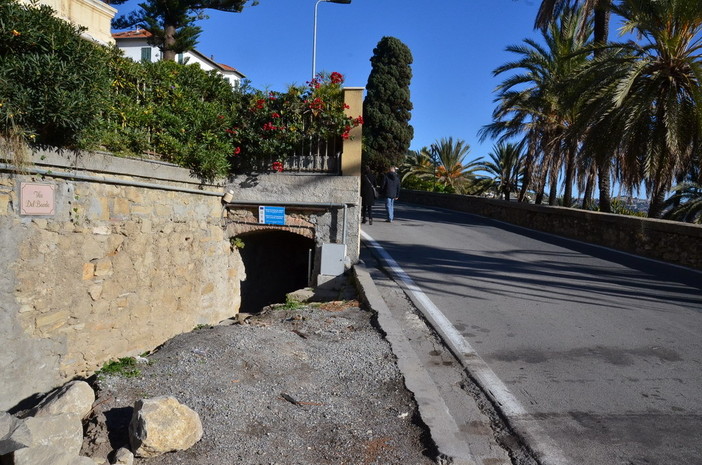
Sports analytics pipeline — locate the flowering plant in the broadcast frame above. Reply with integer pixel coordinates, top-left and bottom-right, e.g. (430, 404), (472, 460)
(226, 72), (362, 173)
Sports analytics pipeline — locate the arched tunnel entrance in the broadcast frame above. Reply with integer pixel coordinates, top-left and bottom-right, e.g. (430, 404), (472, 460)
(238, 230), (315, 313)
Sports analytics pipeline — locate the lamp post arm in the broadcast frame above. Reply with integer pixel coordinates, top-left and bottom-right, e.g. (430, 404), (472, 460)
(312, 0), (323, 79)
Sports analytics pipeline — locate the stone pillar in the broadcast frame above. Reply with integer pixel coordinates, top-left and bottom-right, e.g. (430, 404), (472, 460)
(341, 87), (364, 177)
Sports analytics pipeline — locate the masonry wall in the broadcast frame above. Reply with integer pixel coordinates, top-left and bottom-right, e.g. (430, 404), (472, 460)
(402, 190), (702, 270)
(0, 149), (244, 410)
(225, 172), (361, 277)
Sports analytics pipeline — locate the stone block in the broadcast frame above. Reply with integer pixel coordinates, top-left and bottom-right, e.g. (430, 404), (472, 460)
(0, 193), (10, 215)
(129, 396), (203, 458)
(131, 205), (152, 216)
(36, 310), (70, 333)
(93, 258), (112, 277)
(112, 198), (130, 216)
(125, 187), (143, 203)
(88, 284), (102, 301)
(83, 263), (96, 280)
(31, 380), (95, 420)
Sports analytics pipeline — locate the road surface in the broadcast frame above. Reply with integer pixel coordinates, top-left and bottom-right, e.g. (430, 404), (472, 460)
(362, 202), (702, 465)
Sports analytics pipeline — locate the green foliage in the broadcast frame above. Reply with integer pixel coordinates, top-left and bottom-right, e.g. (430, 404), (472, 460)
(97, 357), (141, 378)
(112, 0), (258, 61)
(283, 296), (303, 310)
(662, 182), (702, 224)
(86, 54), (236, 180)
(228, 72), (362, 173)
(229, 236), (245, 249)
(363, 36), (414, 172)
(0, 0), (111, 148)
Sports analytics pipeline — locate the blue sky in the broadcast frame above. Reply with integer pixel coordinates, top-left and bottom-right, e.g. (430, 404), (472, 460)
(112, 0), (545, 161)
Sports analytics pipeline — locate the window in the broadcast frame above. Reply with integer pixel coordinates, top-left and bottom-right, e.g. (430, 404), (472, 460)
(140, 47), (151, 62)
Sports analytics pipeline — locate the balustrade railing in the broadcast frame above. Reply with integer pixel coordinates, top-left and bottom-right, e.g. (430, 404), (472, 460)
(283, 135), (342, 173)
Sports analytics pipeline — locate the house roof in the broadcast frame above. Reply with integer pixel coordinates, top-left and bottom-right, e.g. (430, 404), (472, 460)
(112, 29), (245, 78)
(112, 29), (152, 39)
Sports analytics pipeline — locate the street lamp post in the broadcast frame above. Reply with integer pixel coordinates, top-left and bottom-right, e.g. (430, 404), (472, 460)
(312, 0), (351, 80)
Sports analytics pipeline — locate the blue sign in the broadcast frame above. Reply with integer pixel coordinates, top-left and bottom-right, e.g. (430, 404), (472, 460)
(258, 206), (286, 225)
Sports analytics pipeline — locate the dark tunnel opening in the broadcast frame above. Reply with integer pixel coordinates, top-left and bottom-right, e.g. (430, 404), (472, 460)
(237, 230), (315, 313)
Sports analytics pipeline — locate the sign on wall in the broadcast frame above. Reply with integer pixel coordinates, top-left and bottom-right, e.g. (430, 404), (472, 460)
(20, 182), (55, 216)
(258, 206), (285, 225)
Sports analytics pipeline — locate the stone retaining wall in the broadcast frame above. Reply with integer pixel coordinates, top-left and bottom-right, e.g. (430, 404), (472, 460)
(0, 149), (244, 411)
(401, 190), (702, 270)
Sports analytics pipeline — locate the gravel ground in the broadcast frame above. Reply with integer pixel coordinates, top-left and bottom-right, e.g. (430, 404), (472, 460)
(83, 295), (438, 465)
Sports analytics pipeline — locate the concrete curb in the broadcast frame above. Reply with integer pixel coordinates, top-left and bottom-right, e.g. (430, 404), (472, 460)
(353, 262), (477, 465)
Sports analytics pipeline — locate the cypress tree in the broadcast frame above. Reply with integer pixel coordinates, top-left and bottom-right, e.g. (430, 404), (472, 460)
(363, 36), (414, 172)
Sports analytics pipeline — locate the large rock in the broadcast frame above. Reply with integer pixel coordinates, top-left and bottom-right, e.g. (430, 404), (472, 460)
(3, 413), (83, 456)
(31, 380), (96, 419)
(0, 411), (26, 455)
(111, 447), (134, 465)
(10, 445), (97, 465)
(128, 396), (203, 458)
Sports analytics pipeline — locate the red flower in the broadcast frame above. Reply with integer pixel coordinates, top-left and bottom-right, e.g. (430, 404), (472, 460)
(255, 99), (266, 109)
(354, 116), (364, 125)
(271, 161), (284, 172)
(234, 147), (241, 154)
(217, 115), (225, 119)
(271, 112), (281, 118)
(343, 103), (350, 109)
(330, 72), (344, 84)
(341, 132), (350, 140)
(262, 122), (277, 131)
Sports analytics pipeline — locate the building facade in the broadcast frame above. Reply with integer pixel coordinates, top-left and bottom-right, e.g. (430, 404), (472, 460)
(113, 29), (245, 88)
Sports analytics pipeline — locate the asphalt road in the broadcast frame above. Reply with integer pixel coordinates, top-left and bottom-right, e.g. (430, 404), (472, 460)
(362, 202), (702, 465)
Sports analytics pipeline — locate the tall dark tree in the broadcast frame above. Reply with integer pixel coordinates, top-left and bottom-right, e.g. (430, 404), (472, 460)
(363, 36), (414, 172)
(112, 0), (258, 61)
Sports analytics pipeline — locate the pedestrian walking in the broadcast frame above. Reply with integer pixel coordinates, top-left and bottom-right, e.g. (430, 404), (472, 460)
(379, 166), (401, 222)
(361, 166), (377, 225)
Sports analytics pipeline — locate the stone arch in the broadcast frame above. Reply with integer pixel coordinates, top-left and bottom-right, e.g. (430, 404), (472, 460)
(234, 230), (315, 313)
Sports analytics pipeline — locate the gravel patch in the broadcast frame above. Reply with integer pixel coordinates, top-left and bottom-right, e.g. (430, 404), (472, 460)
(83, 299), (437, 465)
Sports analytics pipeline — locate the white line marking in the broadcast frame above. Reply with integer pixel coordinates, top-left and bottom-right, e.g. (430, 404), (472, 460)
(362, 230), (527, 416)
(362, 229), (571, 465)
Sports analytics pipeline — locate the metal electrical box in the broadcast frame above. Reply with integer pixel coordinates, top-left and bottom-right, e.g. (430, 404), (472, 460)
(320, 243), (346, 276)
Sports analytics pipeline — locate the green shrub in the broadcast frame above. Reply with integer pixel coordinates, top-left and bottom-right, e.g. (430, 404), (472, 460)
(0, 0), (110, 148)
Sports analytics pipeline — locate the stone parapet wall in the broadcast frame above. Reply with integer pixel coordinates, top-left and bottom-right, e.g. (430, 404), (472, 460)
(0, 149), (244, 411)
(225, 172), (361, 273)
(401, 190), (702, 270)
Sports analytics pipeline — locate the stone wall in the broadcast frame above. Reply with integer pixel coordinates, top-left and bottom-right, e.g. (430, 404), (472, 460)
(401, 190), (702, 270)
(225, 172), (361, 277)
(0, 149), (244, 411)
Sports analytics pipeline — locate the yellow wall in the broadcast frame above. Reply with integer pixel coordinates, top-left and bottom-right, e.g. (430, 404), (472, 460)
(21, 0), (116, 45)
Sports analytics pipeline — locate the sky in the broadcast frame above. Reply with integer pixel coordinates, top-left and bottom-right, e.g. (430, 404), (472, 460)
(111, 0), (547, 162)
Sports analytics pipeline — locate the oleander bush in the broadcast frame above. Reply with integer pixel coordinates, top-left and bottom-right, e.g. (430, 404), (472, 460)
(1, 0), (361, 180)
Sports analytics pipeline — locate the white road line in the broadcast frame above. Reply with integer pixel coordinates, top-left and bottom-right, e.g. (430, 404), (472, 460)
(361, 229), (571, 465)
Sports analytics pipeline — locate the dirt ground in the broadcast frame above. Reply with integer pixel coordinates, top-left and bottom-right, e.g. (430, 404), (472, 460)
(82, 291), (439, 465)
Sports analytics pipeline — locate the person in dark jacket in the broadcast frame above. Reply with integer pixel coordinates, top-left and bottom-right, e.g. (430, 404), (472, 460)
(360, 166), (377, 224)
(379, 166), (401, 222)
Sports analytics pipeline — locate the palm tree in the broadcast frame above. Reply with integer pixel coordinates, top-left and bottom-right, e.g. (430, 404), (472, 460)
(401, 147), (433, 182)
(536, 0), (614, 211)
(480, 5), (591, 206)
(662, 182), (702, 223)
(400, 147), (436, 191)
(480, 142), (524, 201)
(585, 0), (702, 217)
(430, 137), (486, 194)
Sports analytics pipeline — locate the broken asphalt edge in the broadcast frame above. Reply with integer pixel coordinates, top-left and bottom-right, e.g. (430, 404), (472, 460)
(352, 261), (478, 465)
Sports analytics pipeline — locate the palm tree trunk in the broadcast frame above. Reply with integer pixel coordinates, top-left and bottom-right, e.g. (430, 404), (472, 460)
(647, 185), (667, 218)
(598, 161), (612, 213)
(518, 147), (535, 202)
(563, 146), (576, 207)
(582, 164), (595, 209)
(548, 168), (558, 205)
